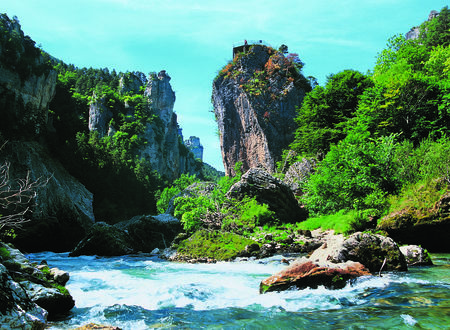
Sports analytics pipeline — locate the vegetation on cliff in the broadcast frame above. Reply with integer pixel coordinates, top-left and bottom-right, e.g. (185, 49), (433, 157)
(172, 7), (450, 257)
(279, 6), (450, 240)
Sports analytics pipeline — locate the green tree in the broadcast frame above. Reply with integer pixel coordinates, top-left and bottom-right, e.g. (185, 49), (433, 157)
(290, 70), (373, 155)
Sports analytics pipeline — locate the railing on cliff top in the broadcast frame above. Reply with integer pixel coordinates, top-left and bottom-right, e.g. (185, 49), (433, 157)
(232, 40), (272, 58)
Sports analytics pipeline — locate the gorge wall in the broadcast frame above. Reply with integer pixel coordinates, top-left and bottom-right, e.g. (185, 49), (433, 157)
(212, 44), (311, 176)
(89, 70), (200, 181)
(0, 14), (207, 250)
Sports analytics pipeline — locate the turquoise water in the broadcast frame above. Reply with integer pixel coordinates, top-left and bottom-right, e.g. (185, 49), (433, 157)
(26, 252), (450, 329)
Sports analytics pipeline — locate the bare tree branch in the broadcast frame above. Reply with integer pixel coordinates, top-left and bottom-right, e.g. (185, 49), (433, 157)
(0, 142), (49, 232)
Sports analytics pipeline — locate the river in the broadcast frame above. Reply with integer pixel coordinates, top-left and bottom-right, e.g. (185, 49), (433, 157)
(26, 252), (450, 329)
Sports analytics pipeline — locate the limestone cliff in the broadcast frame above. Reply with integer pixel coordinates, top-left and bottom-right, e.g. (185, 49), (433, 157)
(0, 14), (94, 251)
(0, 14), (56, 138)
(89, 70), (200, 181)
(212, 44), (310, 176)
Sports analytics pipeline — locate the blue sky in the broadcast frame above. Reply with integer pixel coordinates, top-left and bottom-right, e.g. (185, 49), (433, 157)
(1, 0), (448, 171)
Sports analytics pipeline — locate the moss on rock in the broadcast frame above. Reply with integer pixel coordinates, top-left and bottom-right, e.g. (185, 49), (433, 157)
(176, 229), (260, 261)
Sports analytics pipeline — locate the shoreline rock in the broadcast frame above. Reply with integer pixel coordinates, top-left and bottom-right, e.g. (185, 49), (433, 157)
(260, 259), (371, 293)
(0, 242), (74, 328)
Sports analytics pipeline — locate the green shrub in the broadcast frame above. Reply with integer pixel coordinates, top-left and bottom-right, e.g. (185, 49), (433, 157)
(156, 174), (199, 214)
(221, 198), (275, 232)
(297, 210), (354, 234)
(303, 131), (399, 216)
(174, 195), (216, 233)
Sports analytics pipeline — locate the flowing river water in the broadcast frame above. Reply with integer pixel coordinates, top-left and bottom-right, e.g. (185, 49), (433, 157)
(26, 252), (450, 329)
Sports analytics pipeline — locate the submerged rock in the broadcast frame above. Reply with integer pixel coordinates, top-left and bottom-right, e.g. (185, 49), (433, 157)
(260, 259), (370, 293)
(400, 245), (433, 266)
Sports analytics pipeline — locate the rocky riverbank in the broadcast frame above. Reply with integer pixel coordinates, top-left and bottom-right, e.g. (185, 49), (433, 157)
(0, 242), (74, 328)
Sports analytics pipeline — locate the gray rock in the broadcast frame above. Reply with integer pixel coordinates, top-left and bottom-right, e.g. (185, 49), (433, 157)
(88, 93), (114, 138)
(227, 168), (307, 223)
(21, 281), (75, 316)
(212, 45), (308, 175)
(0, 264), (47, 329)
(309, 232), (408, 273)
(49, 268), (70, 285)
(0, 242), (74, 327)
(283, 158), (317, 195)
(400, 245), (433, 266)
(71, 214), (182, 256)
(1, 141), (94, 252)
(70, 222), (134, 257)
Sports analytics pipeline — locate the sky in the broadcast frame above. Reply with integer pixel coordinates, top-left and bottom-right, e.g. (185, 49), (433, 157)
(1, 0), (448, 171)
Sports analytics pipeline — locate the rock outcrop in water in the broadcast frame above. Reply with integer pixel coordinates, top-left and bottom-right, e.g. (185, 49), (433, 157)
(70, 214), (181, 256)
(0, 242), (74, 327)
(212, 44), (311, 175)
(260, 231), (407, 292)
(260, 259), (370, 293)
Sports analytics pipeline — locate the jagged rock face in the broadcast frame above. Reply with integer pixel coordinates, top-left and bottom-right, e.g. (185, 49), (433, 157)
(87, 70), (199, 181)
(0, 15), (56, 138)
(212, 45), (308, 175)
(406, 10), (440, 40)
(88, 94), (113, 137)
(119, 71), (147, 95)
(1, 141), (94, 252)
(185, 136), (204, 160)
(145, 71), (175, 126)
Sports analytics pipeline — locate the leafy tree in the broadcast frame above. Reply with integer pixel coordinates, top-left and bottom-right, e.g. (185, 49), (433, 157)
(303, 130), (400, 216)
(290, 70), (373, 155)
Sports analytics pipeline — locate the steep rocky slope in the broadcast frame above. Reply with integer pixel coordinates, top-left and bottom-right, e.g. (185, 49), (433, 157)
(212, 44), (311, 175)
(89, 70), (200, 181)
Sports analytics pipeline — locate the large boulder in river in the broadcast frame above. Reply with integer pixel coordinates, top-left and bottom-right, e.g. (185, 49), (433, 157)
(71, 214), (181, 256)
(0, 263), (47, 329)
(0, 141), (95, 252)
(260, 259), (370, 293)
(227, 168), (307, 223)
(400, 245), (433, 266)
(70, 222), (134, 257)
(309, 232), (408, 272)
(114, 214), (181, 251)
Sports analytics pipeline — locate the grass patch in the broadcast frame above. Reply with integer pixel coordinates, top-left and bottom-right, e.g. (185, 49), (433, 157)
(177, 229), (259, 261)
(297, 210), (354, 234)
(385, 179), (447, 217)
